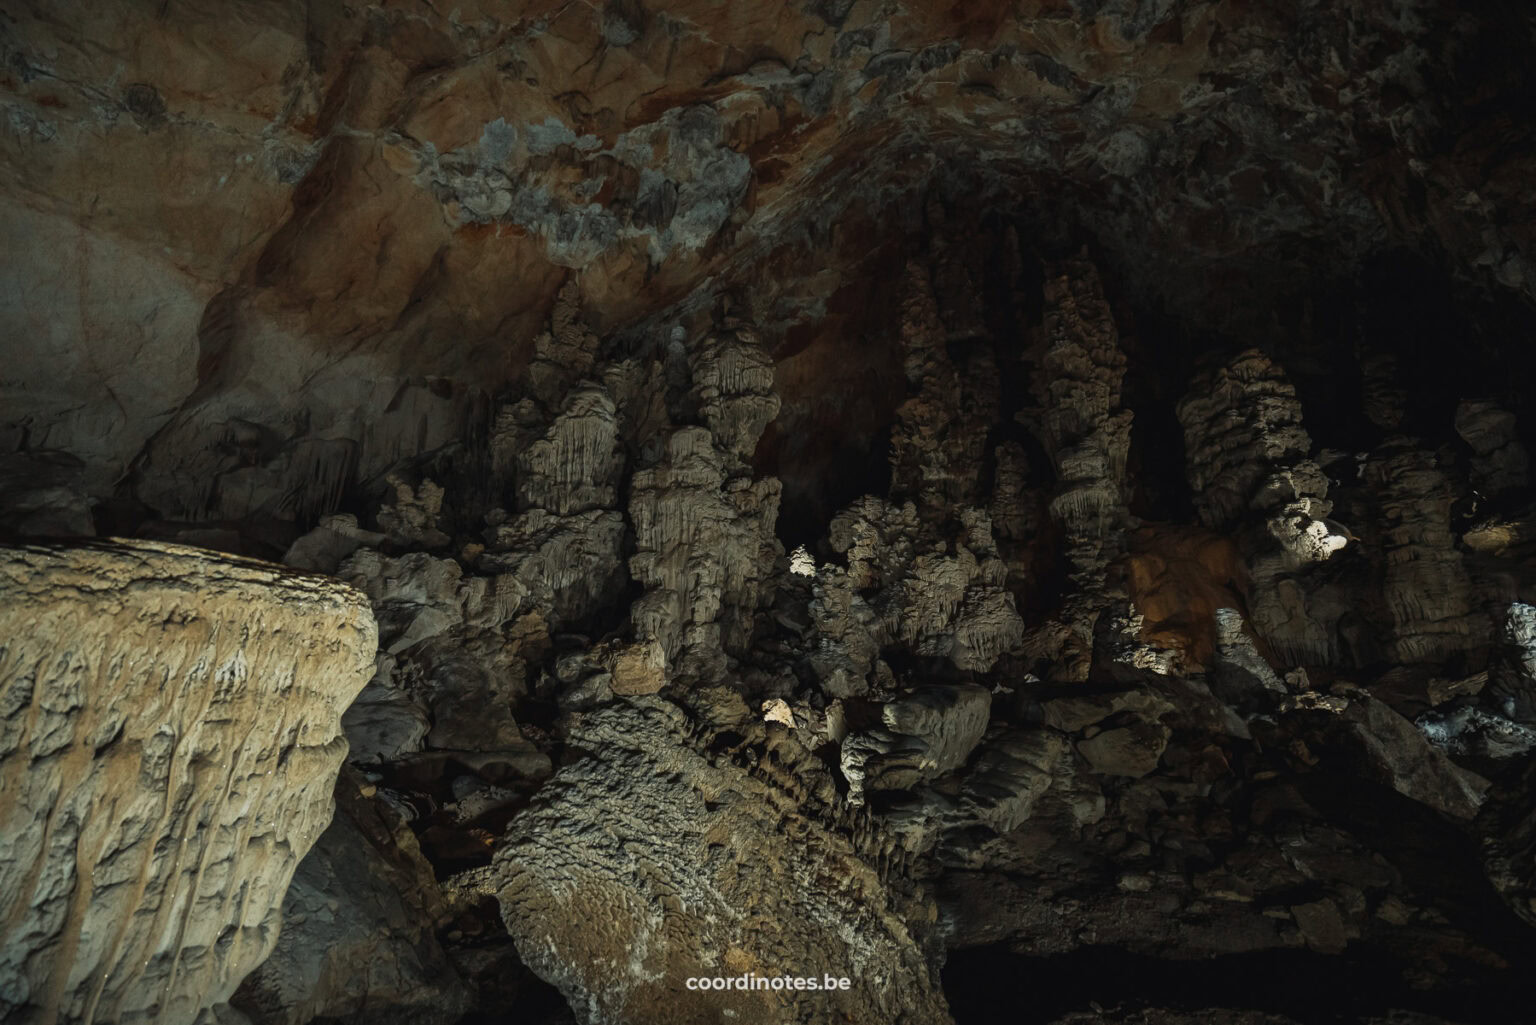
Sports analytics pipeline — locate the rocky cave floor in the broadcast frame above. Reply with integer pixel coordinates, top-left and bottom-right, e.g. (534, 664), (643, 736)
(4, 2), (1536, 1025)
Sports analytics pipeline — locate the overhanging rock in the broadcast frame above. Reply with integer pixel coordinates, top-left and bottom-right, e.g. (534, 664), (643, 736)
(0, 540), (376, 1025)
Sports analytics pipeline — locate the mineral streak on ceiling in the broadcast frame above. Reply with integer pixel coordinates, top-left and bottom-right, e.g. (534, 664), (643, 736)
(2, 0), (1534, 530)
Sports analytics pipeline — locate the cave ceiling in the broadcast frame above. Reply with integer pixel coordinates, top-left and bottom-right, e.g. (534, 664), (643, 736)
(3, 0), (1533, 522)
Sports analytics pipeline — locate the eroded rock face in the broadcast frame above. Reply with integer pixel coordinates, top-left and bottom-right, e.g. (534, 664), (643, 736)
(1363, 441), (1485, 664)
(0, 540), (376, 1025)
(628, 424), (782, 677)
(492, 699), (950, 1025)
(1178, 350), (1351, 666)
(1024, 255), (1134, 682)
(1455, 400), (1530, 500)
(5, 229), (1532, 1025)
(6, 4), (1536, 1007)
(841, 685), (992, 806)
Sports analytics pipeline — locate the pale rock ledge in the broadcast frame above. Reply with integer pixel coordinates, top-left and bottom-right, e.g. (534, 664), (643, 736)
(0, 540), (377, 1025)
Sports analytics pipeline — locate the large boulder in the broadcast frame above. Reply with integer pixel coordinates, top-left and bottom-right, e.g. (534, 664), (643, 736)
(491, 698), (952, 1025)
(229, 771), (474, 1025)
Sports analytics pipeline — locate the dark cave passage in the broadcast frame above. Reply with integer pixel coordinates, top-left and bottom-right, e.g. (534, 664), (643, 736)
(942, 944), (1536, 1025)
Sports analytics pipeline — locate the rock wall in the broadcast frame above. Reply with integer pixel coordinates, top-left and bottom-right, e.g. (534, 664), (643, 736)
(1177, 350), (1349, 666)
(154, 235), (1532, 1022)
(1024, 254), (1135, 682)
(0, 540), (375, 1025)
(229, 770), (473, 1025)
(1363, 440), (1485, 664)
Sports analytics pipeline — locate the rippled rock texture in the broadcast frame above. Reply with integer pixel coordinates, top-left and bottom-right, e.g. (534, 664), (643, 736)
(493, 698), (948, 1025)
(0, 541), (376, 1025)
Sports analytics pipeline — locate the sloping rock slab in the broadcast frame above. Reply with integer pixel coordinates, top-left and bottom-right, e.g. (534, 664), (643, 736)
(492, 698), (952, 1025)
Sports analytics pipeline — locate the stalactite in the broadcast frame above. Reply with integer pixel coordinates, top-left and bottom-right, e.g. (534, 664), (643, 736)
(285, 438), (357, 527)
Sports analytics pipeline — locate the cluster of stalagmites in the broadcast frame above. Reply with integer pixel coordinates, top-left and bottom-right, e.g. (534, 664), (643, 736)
(7, 254), (1536, 1025)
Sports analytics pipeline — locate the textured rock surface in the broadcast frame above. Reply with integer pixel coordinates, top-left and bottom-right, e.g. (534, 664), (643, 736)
(1024, 255), (1134, 682)
(229, 771), (473, 1025)
(10, 238), (1536, 1025)
(168, 247), (1527, 1025)
(1363, 441), (1485, 664)
(493, 699), (950, 1025)
(4, 0), (1534, 536)
(1178, 350), (1349, 666)
(842, 685), (992, 806)
(0, 540), (375, 1025)
(1456, 401), (1529, 500)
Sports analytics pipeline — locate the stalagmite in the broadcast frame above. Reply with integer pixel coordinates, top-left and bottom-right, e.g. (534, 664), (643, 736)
(490, 700), (950, 1025)
(1023, 255), (1134, 681)
(5, 5), (1536, 1011)
(1178, 350), (1348, 668)
(1364, 440), (1485, 664)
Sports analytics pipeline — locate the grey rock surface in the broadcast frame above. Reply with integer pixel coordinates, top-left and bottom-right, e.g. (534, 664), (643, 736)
(230, 772), (473, 1025)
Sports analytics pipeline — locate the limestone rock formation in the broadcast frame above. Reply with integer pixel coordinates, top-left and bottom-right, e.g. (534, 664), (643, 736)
(376, 477), (451, 550)
(1178, 350), (1350, 667)
(480, 509), (627, 629)
(949, 728), (1072, 837)
(622, 311), (785, 683)
(1023, 255), (1134, 681)
(1179, 350), (1327, 536)
(841, 685), (992, 806)
(230, 773), (472, 1025)
(690, 324), (781, 463)
(1278, 691), (1491, 821)
(628, 426), (782, 679)
(0, 540), (376, 1025)
(492, 699), (951, 1025)
(889, 259), (993, 514)
(1032, 257), (1134, 532)
(819, 499), (1022, 677)
(1466, 601), (1536, 732)
(1363, 441), (1485, 664)
(281, 515), (386, 575)
(339, 659), (432, 766)
(514, 386), (624, 517)
(9, 0), (1530, 523)
(327, 544), (548, 777)
(6, 2), (1536, 1013)
(5, 238), (1527, 1025)
(1455, 400), (1530, 499)
(877, 722), (1075, 857)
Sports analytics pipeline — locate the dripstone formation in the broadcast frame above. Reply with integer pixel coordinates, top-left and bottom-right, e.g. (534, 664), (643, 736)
(4, 2), (1536, 1025)
(493, 699), (949, 1025)
(0, 542), (376, 1025)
